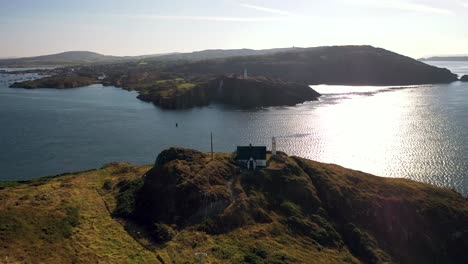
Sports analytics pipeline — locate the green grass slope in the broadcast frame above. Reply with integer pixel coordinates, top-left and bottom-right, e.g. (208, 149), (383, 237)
(0, 163), (158, 263)
(1, 149), (467, 263)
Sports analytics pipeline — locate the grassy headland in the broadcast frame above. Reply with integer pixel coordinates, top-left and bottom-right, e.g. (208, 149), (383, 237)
(1, 148), (467, 263)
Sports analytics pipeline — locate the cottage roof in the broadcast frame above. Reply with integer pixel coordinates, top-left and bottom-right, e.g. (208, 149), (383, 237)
(236, 146), (267, 160)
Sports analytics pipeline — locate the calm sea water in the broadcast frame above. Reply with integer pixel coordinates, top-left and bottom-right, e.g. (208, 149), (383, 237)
(1, 62), (468, 195)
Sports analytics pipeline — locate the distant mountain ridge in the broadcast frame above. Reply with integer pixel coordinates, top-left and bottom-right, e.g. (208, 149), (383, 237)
(146, 47), (299, 62)
(172, 45), (458, 85)
(420, 56), (468, 62)
(0, 51), (122, 67)
(0, 48), (299, 67)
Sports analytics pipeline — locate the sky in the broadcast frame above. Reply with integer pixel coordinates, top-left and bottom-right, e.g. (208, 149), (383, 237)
(0, 0), (467, 59)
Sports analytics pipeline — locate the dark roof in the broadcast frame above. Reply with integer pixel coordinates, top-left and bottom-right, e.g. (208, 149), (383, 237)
(236, 146), (267, 160)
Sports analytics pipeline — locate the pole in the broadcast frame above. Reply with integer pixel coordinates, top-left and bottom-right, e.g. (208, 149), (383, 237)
(195, 253), (207, 264)
(210, 132), (213, 161)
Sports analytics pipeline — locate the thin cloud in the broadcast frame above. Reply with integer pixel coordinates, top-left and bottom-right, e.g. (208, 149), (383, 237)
(238, 3), (296, 16)
(99, 2), (313, 24)
(104, 14), (291, 22)
(457, 0), (468, 7)
(370, 0), (453, 15)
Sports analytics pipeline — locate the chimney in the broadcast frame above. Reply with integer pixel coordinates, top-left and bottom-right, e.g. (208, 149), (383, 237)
(272, 137), (277, 156)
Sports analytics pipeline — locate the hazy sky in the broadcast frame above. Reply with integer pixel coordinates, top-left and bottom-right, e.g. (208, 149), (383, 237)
(1, 0), (467, 58)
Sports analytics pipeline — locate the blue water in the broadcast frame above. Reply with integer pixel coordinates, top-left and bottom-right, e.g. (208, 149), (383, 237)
(1, 62), (468, 195)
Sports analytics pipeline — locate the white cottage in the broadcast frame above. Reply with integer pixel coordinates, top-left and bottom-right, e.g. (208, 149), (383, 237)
(235, 144), (267, 170)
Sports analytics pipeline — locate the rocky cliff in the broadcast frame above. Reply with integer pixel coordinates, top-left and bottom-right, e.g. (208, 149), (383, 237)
(136, 83), (212, 109)
(136, 76), (320, 109)
(209, 75), (320, 108)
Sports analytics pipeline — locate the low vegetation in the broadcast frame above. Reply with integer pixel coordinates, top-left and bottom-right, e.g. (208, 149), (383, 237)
(0, 162), (158, 263)
(10, 75), (96, 89)
(1, 149), (467, 263)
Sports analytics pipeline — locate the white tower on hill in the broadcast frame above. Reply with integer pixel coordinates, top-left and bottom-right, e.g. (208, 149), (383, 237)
(272, 137), (277, 156)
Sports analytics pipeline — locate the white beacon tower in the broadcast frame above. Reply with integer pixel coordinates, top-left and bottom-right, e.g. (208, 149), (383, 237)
(272, 137), (277, 156)
(244, 68), (248, 79)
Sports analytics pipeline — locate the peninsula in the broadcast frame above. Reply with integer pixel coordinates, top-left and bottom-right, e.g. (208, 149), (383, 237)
(8, 45), (459, 109)
(1, 148), (467, 263)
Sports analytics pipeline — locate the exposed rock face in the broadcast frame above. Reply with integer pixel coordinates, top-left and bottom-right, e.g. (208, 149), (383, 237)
(209, 75), (320, 108)
(137, 76), (320, 109)
(173, 46), (459, 85)
(461, 75), (468, 82)
(134, 147), (468, 264)
(137, 84), (212, 109)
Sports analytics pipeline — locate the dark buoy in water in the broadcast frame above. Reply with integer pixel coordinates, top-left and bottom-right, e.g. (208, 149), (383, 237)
(176, 123), (178, 127)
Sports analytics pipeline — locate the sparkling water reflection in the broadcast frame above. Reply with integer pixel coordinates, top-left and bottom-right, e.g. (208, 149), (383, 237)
(1, 63), (467, 196)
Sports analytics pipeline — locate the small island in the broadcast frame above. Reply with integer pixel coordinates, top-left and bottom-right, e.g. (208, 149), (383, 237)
(1, 148), (468, 263)
(10, 75), (97, 89)
(461, 75), (468, 82)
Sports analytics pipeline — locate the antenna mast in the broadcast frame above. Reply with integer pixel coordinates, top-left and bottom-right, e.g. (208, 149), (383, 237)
(211, 132), (213, 160)
(195, 252), (207, 264)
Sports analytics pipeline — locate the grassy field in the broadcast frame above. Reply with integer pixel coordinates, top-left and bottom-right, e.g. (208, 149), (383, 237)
(0, 159), (359, 263)
(0, 163), (159, 263)
(1, 149), (467, 263)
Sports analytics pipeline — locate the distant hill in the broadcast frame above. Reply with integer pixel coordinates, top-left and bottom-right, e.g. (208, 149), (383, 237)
(172, 45), (458, 85)
(0, 51), (122, 67)
(4, 46), (458, 85)
(420, 56), (468, 62)
(0, 48), (298, 68)
(146, 47), (299, 62)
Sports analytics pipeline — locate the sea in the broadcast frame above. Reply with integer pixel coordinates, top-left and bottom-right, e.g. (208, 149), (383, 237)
(1, 62), (468, 195)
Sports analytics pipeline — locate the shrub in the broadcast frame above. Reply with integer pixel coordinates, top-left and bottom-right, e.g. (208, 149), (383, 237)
(280, 201), (302, 217)
(41, 206), (80, 241)
(251, 246), (268, 259)
(344, 223), (391, 263)
(243, 252), (263, 264)
(285, 215), (342, 248)
(65, 206), (80, 228)
(112, 166), (138, 175)
(114, 179), (144, 217)
(268, 253), (296, 264)
(151, 223), (176, 243)
(102, 179), (113, 191)
(211, 246), (234, 259)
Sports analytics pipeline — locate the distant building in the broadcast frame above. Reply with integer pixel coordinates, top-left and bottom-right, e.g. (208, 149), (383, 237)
(243, 68), (248, 79)
(235, 144), (267, 170)
(97, 73), (107, 80)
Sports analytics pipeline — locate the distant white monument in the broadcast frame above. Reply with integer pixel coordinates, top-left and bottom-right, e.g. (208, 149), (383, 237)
(272, 137), (277, 156)
(244, 68), (248, 79)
